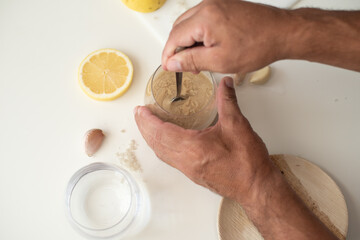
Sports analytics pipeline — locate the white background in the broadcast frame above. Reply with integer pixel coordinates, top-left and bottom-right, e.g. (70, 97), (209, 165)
(0, 0), (359, 239)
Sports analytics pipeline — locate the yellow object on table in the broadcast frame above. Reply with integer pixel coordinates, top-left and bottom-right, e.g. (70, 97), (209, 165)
(121, 0), (167, 13)
(78, 49), (133, 101)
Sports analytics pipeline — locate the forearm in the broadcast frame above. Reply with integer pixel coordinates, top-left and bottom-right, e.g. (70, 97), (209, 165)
(236, 164), (338, 240)
(284, 8), (360, 71)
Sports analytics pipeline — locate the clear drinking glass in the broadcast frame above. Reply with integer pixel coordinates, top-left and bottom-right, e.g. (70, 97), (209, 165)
(65, 162), (150, 239)
(144, 66), (217, 130)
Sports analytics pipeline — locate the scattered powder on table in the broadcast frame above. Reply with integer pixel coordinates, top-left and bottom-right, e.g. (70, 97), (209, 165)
(116, 139), (142, 172)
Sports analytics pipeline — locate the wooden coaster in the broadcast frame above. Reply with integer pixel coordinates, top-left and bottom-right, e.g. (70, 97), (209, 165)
(217, 154), (348, 240)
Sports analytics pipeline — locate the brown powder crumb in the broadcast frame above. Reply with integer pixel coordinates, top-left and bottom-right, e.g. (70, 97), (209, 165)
(116, 140), (142, 172)
(120, 129), (126, 133)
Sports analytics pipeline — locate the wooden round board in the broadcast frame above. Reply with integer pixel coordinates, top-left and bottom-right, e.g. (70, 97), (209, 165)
(217, 154), (348, 240)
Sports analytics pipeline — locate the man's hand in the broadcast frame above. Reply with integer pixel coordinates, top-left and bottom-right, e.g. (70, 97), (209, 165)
(162, 0), (360, 73)
(162, 0), (291, 74)
(134, 77), (338, 240)
(134, 77), (273, 202)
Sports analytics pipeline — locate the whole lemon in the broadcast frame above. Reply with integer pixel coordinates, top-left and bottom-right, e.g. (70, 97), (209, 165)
(122, 0), (167, 13)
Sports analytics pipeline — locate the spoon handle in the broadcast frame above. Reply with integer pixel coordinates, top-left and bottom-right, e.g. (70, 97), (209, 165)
(175, 72), (183, 97)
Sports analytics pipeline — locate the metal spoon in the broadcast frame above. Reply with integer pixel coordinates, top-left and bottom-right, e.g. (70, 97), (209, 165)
(170, 43), (204, 103)
(171, 72), (185, 102)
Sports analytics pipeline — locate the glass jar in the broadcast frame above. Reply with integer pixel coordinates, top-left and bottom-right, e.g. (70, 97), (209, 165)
(144, 66), (217, 130)
(65, 162), (150, 239)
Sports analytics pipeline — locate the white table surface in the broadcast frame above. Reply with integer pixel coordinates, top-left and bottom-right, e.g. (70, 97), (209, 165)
(0, 0), (359, 239)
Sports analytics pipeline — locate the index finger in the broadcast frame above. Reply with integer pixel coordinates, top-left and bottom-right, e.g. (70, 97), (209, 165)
(161, 17), (206, 70)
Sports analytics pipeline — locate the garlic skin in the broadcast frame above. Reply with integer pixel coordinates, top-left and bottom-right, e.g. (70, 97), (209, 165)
(84, 129), (105, 157)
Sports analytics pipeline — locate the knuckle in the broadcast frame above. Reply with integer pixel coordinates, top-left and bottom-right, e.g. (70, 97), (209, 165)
(193, 25), (204, 41)
(201, 3), (219, 18)
(189, 51), (200, 72)
(180, 50), (199, 72)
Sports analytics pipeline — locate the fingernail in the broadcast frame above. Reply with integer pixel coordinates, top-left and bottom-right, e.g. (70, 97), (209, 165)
(133, 106), (138, 115)
(167, 59), (182, 71)
(225, 77), (234, 89)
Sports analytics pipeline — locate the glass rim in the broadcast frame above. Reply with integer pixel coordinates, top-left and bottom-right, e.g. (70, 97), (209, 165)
(150, 65), (217, 118)
(65, 162), (139, 235)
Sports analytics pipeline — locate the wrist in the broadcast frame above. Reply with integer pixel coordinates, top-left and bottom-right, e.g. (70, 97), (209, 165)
(270, 8), (312, 61)
(232, 157), (281, 206)
(280, 8), (317, 60)
(260, 8), (300, 64)
(237, 161), (289, 211)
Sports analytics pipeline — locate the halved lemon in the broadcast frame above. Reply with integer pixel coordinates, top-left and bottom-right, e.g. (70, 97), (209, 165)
(78, 49), (133, 101)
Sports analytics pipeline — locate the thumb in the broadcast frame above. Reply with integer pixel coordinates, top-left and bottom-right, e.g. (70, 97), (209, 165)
(217, 77), (244, 124)
(166, 46), (213, 73)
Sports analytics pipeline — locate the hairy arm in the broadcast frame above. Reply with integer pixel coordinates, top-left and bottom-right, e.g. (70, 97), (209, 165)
(285, 8), (360, 71)
(239, 165), (337, 240)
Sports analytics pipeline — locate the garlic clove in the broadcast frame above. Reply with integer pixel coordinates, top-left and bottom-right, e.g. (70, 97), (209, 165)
(84, 129), (105, 157)
(249, 66), (271, 85)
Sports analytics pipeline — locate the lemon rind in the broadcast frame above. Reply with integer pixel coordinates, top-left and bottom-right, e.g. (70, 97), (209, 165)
(78, 48), (134, 101)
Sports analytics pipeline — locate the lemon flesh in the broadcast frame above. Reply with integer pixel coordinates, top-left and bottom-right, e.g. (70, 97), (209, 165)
(78, 49), (133, 101)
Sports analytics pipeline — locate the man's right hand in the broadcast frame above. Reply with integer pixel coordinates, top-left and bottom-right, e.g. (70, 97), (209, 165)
(162, 0), (360, 73)
(162, 0), (291, 74)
